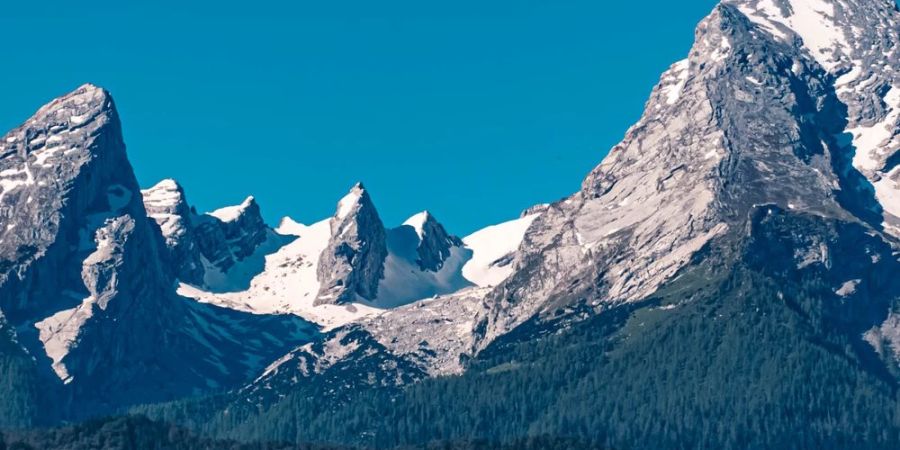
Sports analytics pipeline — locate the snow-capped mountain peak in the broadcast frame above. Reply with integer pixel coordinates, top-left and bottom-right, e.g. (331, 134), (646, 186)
(730, 0), (897, 72)
(209, 195), (258, 223)
(1, 85), (317, 415)
(403, 211), (432, 239)
(400, 211), (463, 272)
(336, 182), (367, 220)
(315, 183), (388, 305)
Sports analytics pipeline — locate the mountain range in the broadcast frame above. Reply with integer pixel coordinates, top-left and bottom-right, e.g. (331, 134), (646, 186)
(1, 0), (900, 448)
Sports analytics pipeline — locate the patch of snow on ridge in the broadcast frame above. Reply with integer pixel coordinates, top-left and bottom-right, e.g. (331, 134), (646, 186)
(660, 60), (690, 105)
(200, 229), (292, 292)
(372, 234), (472, 308)
(462, 214), (540, 287)
(276, 217), (307, 236)
(850, 87), (900, 173)
(209, 196), (255, 222)
(403, 211), (430, 239)
(35, 294), (94, 383)
(336, 184), (364, 220)
(735, 0), (849, 71)
(141, 179), (181, 207)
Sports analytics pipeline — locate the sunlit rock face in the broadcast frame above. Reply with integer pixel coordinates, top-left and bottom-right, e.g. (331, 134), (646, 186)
(473, 0), (900, 349)
(0, 85), (318, 418)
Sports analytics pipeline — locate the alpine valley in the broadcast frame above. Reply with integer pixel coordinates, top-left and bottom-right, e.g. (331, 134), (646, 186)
(2, 0), (900, 448)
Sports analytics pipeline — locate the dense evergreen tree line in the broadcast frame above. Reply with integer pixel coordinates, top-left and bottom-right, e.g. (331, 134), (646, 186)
(0, 324), (44, 429)
(0, 417), (603, 449)
(0, 416), (344, 450)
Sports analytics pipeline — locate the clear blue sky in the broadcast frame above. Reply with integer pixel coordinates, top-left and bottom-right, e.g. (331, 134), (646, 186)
(0, 0), (719, 235)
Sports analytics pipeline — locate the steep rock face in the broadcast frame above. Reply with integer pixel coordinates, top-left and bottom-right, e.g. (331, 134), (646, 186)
(473, 0), (900, 349)
(732, 0), (900, 233)
(0, 85), (318, 418)
(142, 182), (284, 291)
(0, 84), (147, 318)
(401, 211), (463, 272)
(193, 196), (271, 283)
(315, 183), (388, 305)
(141, 179), (205, 284)
(204, 196), (268, 265)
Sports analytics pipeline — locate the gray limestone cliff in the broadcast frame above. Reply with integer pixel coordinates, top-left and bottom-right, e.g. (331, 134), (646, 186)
(315, 183), (388, 305)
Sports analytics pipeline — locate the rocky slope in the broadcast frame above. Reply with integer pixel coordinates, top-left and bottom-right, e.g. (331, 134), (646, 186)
(0, 85), (318, 421)
(237, 0), (900, 400)
(471, 0), (900, 351)
(180, 2), (900, 444)
(314, 183), (389, 306)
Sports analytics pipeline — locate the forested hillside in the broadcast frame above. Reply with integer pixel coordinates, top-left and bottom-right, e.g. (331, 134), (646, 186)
(129, 210), (900, 449)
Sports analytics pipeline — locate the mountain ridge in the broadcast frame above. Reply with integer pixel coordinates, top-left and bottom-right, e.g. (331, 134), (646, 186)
(1, 0), (900, 447)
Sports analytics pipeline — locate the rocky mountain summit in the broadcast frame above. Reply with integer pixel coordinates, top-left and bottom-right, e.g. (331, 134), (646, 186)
(471, 0), (900, 350)
(402, 211), (464, 272)
(0, 85), (317, 420)
(142, 179), (283, 290)
(314, 183), (388, 305)
(234, 0), (900, 400)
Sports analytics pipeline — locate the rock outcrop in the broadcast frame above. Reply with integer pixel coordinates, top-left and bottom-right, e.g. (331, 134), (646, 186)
(315, 183), (388, 305)
(0, 85), (318, 420)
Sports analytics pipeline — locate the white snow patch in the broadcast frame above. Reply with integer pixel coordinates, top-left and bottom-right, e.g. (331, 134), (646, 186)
(849, 87), (900, 172)
(35, 299), (94, 383)
(874, 169), (900, 219)
(209, 196), (255, 222)
(462, 214), (540, 287)
(370, 234), (472, 308)
(276, 217), (307, 236)
(403, 211), (430, 239)
(737, 0), (849, 71)
(141, 179), (183, 207)
(835, 279), (861, 297)
(336, 185), (364, 220)
(660, 59), (690, 105)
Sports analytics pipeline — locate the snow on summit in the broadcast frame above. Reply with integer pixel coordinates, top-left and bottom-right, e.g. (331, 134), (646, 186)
(734, 0), (849, 71)
(209, 196), (257, 222)
(174, 183), (542, 330)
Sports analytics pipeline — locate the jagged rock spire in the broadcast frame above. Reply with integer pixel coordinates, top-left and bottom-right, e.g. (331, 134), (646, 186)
(315, 183), (388, 305)
(141, 179), (206, 284)
(142, 180), (274, 285)
(402, 211), (463, 272)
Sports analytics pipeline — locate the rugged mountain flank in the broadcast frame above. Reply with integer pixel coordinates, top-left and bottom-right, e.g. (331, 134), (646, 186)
(314, 183), (388, 306)
(0, 85), (318, 422)
(472, 0), (900, 350)
(141, 179), (205, 284)
(143, 179), (289, 291)
(402, 211), (463, 272)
